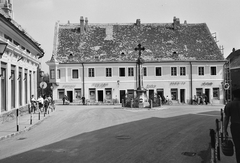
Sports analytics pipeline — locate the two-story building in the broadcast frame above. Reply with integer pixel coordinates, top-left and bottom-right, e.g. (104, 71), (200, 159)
(0, 0), (44, 115)
(47, 16), (226, 105)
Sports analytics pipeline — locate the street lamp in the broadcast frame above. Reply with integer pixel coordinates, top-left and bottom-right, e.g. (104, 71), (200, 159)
(0, 42), (8, 59)
(39, 70), (44, 96)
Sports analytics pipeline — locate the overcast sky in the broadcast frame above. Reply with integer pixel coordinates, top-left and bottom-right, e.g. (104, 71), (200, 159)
(13, 0), (240, 72)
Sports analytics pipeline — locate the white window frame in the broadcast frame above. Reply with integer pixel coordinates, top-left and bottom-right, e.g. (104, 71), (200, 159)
(180, 67), (186, 76)
(106, 68), (112, 77)
(50, 69), (55, 79)
(171, 67), (177, 76)
(88, 68), (95, 77)
(210, 66), (217, 75)
(57, 69), (61, 79)
(72, 69), (79, 79)
(128, 67), (134, 77)
(143, 67), (147, 76)
(119, 67), (126, 77)
(155, 67), (162, 76)
(198, 66), (204, 76)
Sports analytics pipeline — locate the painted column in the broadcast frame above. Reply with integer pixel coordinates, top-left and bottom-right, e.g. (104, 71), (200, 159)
(21, 68), (24, 106)
(27, 69), (30, 104)
(6, 62), (11, 111)
(15, 65), (19, 108)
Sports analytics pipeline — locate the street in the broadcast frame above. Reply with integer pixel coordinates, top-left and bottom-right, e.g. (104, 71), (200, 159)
(0, 105), (236, 163)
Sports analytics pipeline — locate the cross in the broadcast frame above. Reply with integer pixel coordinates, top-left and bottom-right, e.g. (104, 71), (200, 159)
(135, 44), (145, 58)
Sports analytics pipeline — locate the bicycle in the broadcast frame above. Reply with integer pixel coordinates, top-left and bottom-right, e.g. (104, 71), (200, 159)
(209, 109), (234, 163)
(163, 99), (173, 105)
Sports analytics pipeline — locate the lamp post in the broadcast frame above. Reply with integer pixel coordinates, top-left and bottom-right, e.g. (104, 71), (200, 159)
(40, 71), (44, 96)
(0, 42), (8, 58)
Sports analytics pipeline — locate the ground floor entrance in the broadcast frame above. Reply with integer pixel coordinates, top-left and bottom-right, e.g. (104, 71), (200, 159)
(67, 91), (73, 102)
(98, 90), (103, 102)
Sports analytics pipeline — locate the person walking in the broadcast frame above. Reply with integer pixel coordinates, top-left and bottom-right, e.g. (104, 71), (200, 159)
(62, 95), (67, 105)
(224, 88), (240, 163)
(43, 95), (49, 114)
(37, 95), (44, 112)
(30, 95), (37, 113)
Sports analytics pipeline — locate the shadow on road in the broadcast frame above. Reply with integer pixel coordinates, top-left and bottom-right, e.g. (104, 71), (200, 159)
(1, 111), (224, 163)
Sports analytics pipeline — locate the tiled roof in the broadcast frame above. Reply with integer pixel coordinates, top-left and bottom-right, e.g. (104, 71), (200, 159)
(54, 18), (224, 63)
(0, 10), (44, 56)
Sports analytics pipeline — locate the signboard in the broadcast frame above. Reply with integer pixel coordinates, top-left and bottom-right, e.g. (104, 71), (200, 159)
(92, 83), (108, 88)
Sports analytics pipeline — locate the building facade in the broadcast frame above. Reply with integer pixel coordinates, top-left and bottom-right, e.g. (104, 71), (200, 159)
(224, 49), (240, 101)
(47, 17), (226, 105)
(0, 0), (44, 114)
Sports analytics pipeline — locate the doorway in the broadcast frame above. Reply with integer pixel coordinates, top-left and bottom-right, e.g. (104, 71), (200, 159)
(98, 90), (103, 102)
(67, 91), (73, 102)
(171, 88), (178, 101)
(157, 89), (164, 102)
(149, 89), (154, 101)
(180, 89), (185, 103)
(120, 90), (126, 103)
(205, 89), (210, 104)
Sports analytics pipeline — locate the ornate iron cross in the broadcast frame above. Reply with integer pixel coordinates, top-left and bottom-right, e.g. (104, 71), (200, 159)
(135, 44), (145, 58)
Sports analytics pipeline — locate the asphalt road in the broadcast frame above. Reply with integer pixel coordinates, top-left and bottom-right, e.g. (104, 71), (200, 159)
(0, 104), (236, 163)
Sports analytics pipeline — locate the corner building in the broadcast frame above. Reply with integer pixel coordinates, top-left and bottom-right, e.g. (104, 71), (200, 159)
(47, 17), (226, 105)
(0, 0), (44, 115)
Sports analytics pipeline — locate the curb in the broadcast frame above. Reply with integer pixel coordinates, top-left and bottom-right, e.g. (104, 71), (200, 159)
(0, 114), (51, 141)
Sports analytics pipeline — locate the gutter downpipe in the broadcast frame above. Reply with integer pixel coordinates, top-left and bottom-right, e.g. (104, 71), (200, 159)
(81, 63), (85, 98)
(190, 61), (193, 105)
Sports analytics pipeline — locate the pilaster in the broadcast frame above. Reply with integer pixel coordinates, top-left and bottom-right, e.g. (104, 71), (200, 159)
(15, 65), (19, 108)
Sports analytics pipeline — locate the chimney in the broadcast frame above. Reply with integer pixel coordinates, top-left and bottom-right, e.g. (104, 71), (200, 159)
(173, 16), (180, 29)
(84, 17), (88, 32)
(80, 16), (84, 34)
(136, 19), (141, 26)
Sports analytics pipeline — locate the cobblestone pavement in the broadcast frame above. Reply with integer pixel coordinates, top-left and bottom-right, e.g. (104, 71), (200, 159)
(0, 104), (237, 163)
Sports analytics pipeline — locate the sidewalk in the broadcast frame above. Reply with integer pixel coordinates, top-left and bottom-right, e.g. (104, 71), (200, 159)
(0, 110), (54, 141)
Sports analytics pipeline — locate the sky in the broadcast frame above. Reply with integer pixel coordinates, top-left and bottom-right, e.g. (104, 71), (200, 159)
(13, 0), (240, 73)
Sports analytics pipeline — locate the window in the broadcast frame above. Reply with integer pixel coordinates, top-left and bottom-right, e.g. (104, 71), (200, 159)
(105, 88), (112, 100)
(89, 88), (96, 101)
(196, 88), (203, 97)
(180, 67), (186, 76)
(50, 69), (55, 79)
(211, 67), (216, 75)
(128, 67), (134, 76)
(156, 67), (161, 76)
(88, 68), (94, 77)
(57, 69), (61, 79)
(106, 68), (112, 77)
(213, 88), (219, 100)
(58, 89), (65, 99)
(75, 89), (81, 99)
(171, 67), (177, 76)
(119, 68), (125, 77)
(143, 67), (147, 76)
(198, 67), (204, 76)
(72, 69), (78, 78)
